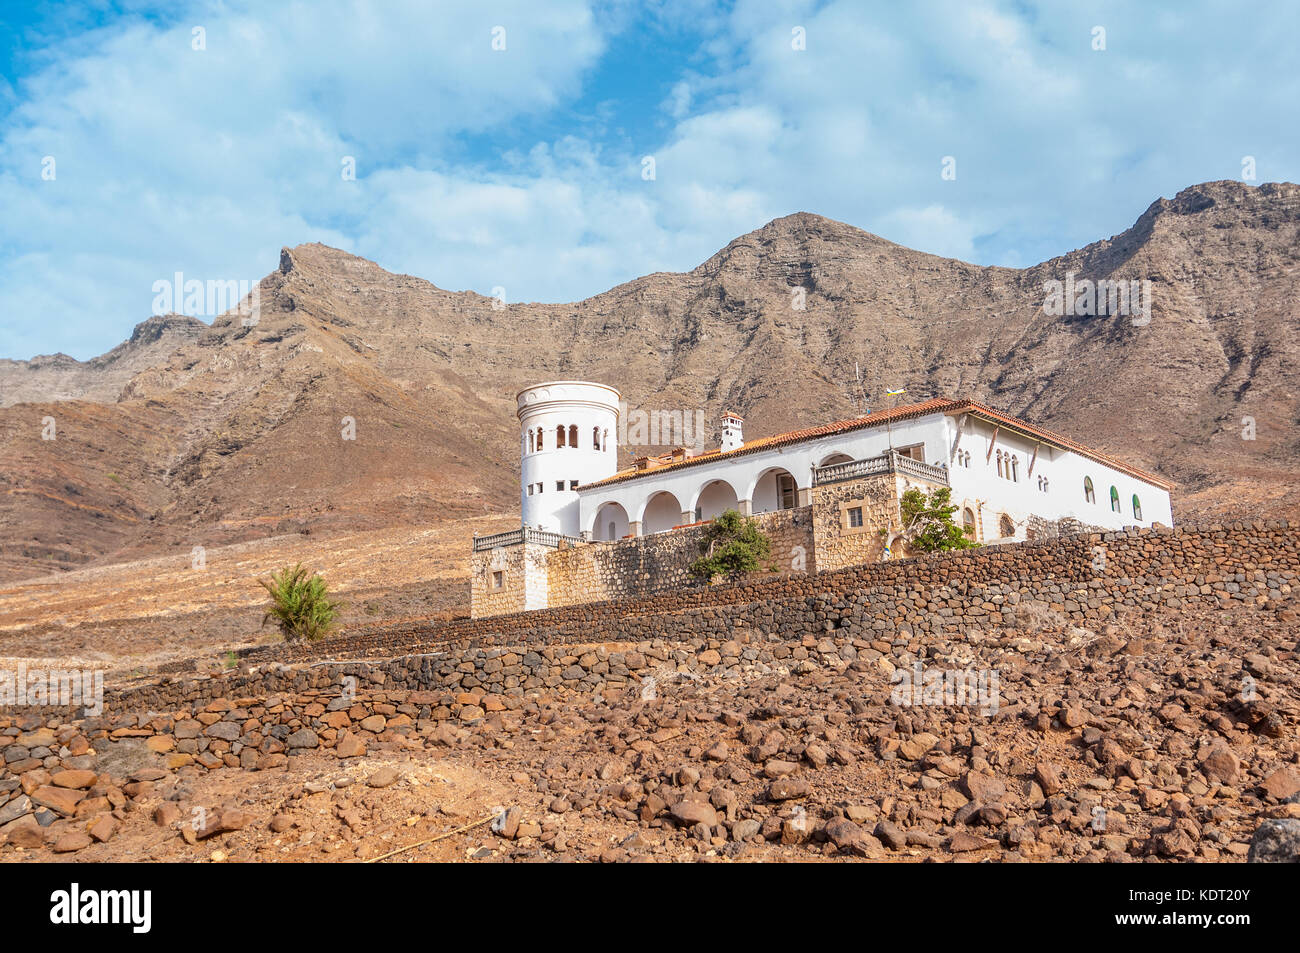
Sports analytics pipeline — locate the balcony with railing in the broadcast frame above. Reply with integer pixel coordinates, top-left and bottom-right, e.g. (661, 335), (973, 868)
(812, 450), (949, 487)
(471, 525), (584, 552)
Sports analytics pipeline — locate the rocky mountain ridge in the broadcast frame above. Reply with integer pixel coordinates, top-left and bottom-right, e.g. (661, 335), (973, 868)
(0, 179), (1296, 582)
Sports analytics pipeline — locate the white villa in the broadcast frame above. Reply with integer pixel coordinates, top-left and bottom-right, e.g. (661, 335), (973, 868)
(515, 381), (1172, 542)
(469, 380), (1174, 617)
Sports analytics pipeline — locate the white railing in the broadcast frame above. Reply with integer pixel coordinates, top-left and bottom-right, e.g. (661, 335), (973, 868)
(472, 526), (583, 552)
(812, 450), (949, 487)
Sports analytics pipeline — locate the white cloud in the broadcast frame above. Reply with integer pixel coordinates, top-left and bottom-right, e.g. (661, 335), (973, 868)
(2, 0), (1299, 360)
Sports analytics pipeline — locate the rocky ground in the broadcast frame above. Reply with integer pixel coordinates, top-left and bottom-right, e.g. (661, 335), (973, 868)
(2, 596), (1298, 863)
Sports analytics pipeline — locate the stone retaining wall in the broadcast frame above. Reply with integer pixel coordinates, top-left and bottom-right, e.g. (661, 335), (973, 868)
(19, 520), (1293, 721)
(544, 506), (815, 608)
(267, 520), (1299, 663)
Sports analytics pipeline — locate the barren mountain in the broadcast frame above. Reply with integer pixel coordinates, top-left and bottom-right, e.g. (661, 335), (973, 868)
(1, 179), (1297, 582)
(0, 314), (206, 407)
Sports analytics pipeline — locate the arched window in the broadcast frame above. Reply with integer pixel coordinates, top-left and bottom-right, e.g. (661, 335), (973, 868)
(1000, 514), (1014, 538)
(996, 450), (1003, 478)
(527, 429), (534, 453)
(593, 426), (601, 450)
(569, 424), (578, 448)
(556, 424), (566, 448)
(535, 429), (543, 451)
(602, 428), (609, 452)
(1132, 494), (1142, 521)
(1084, 476), (1095, 504)
(1010, 456), (1018, 482)
(963, 507), (976, 539)
(1110, 486), (1121, 513)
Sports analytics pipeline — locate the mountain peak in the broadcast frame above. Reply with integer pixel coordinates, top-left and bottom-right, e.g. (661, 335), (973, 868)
(127, 313), (207, 345)
(1142, 179), (1300, 221)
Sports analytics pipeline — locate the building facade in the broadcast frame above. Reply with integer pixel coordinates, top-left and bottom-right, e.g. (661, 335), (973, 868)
(470, 384), (1175, 618)
(517, 381), (621, 534)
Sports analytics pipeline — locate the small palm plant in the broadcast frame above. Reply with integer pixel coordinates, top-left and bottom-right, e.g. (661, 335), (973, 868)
(258, 563), (343, 642)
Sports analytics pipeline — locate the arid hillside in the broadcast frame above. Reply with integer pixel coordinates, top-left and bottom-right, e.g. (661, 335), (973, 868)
(1, 179), (1297, 582)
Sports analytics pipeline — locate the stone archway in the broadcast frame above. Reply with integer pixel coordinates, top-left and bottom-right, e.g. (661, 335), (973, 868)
(749, 467), (800, 514)
(694, 479), (739, 521)
(592, 501), (630, 541)
(641, 491), (683, 534)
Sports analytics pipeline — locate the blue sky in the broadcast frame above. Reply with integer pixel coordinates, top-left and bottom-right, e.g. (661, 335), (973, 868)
(1, 0), (1297, 360)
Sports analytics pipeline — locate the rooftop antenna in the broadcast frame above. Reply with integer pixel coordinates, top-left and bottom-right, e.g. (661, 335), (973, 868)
(841, 362), (870, 417)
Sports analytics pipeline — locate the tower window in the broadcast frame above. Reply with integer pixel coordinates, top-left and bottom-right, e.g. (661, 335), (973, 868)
(569, 424), (578, 447)
(593, 426), (600, 450)
(569, 480), (578, 490)
(556, 480), (564, 492)
(556, 425), (566, 448)
(527, 485), (534, 496)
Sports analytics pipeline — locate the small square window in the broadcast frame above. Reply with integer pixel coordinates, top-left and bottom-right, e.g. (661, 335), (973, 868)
(847, 506), (863, 528)
(556, 480), (565, 492)
(491, 571), (503, 590)
(527, 485), (534, 496)
(536, 483), (542, 493)
(569, 480), (578, 490)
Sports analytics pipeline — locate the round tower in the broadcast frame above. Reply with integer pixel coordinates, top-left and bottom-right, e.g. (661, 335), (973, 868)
(517, 381), (621, 536)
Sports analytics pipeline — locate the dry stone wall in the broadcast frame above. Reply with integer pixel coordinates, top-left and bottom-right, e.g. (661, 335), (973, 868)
(469, 542), (550, 618)
(272, 520), (1300, 664)
(811, 473), (906, 570)
(546, 506), (814, 608)
(14, 520), (1297, 722)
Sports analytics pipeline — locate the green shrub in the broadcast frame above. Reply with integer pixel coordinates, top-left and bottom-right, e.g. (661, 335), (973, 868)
(899, 487), (977, 553)
(689, 509), (773, 582)
(258, 563), (343, 642)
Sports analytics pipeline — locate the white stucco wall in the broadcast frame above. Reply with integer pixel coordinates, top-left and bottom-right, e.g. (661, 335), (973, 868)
(518, 381), (621, 535)
(944, 414), (1173, 540)
(576, 409), (1173, 540)
(577, 414), (952, 537)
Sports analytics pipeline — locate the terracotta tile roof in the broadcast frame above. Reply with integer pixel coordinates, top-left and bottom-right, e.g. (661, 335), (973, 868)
(580, 396), (1175, 491)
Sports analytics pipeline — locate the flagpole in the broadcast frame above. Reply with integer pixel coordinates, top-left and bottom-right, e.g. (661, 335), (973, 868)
(884, 387), (905, 451)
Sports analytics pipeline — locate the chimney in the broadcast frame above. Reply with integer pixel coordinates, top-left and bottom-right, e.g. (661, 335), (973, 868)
(719, 411), (744, 452)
